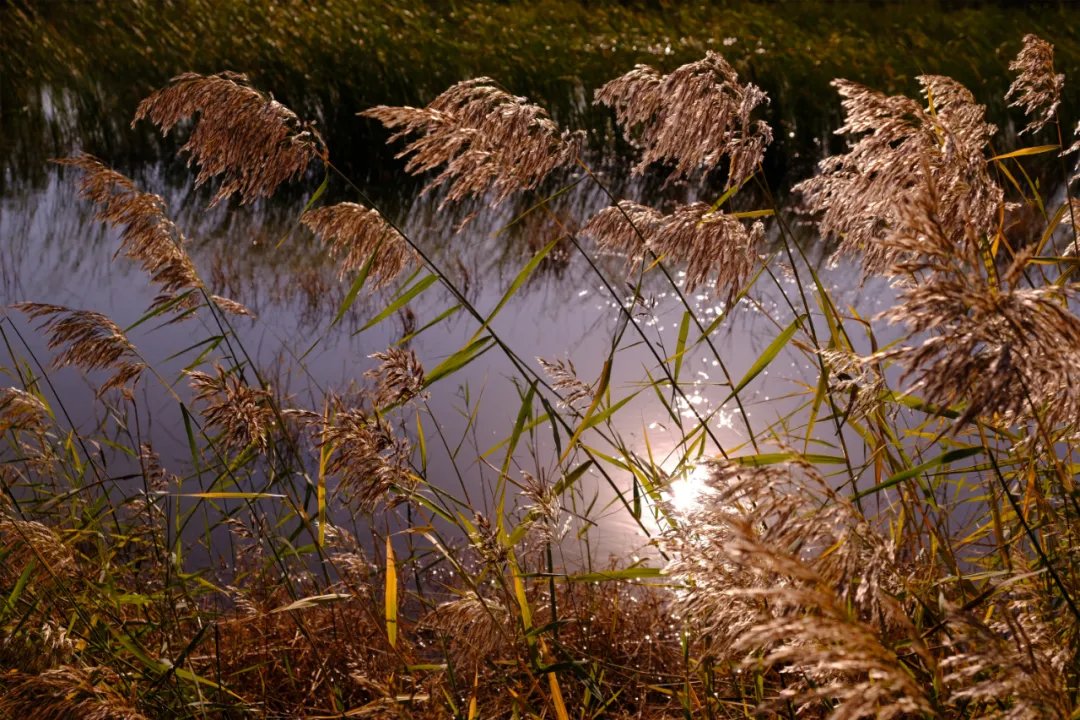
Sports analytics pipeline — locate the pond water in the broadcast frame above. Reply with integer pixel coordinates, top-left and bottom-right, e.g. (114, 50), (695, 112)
(2, 2), (1077, 567)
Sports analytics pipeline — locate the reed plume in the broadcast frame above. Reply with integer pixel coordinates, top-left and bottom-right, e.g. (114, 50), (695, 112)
(582, 200), (763, 297)
(54, 154), (240, 317)
(362, 78), (584, 208)
(13, 303), (145, 396)
(134, 72), (325, 206)
(0, 666), (147, 720)
(0, 515), (76, 585)
(665, 460), (931, 718)
(795, 76), (1001, 275)
(364, 346), (426, 407)
(422, 591), (512, 670)
(1007, 34), (1064, 135)
(0, 386), (50, 435)
(187, 365), (276, 451)
(301, 202), (416, 286)
(318, 401), (413, 511)
(596, 51), (772, 188)
(943, 593), (1074, 719)
(537, 356), (594, 409)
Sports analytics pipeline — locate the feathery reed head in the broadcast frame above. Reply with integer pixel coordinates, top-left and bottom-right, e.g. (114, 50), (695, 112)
(55, 154), (207, 313)
(364, 346), (426, 407)
(362, 78), (584, 209)
(0, 387), (50, 435)
(537, 356), (594, 409)
(301, 202), (416, 286)
(0, 666), (147, 720)
(13, 303), (145, 396)
(596, 51), (772, 187)
(422, 591), (512, 670)
(795, 76), (1001, 275)
(665, 459), (929, 717)
(0, 515), (76, 585)
(1007, 34), (1064, 135)
(878, 278), (1080, 430)
(134, 72), (325, 206)
(318, 401), (413, 511)
(582, 200), (763, 298)
(187, 365), (277, 451)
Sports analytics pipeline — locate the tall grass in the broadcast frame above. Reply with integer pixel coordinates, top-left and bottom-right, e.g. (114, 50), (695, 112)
(2, 31), (1080, 720)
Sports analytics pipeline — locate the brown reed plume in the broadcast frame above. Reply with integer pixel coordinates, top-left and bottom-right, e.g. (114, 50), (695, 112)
(421, 590), (513, 671)
(187, 365), (277, 451)
(1007, 34), (1064, 135)
(665, 460), (931, 717)
(364, 346), (426, 406)
(0, 666), (147, 720)
(0, 386), (50, 435)
(0, 515), (76, 586)
(537, 356), (594, 409)
(362, 78), (584, 208)
(795, 75), (1002, 275)
(301, 202), (416, 286)
(318, 400), (414, 510)
(134, 72), (325, 206)
(942, 592), (1075, 719)
(596, 51), (772, 188)
(13, 303), (145, 396)
(581, 200), (763, 297)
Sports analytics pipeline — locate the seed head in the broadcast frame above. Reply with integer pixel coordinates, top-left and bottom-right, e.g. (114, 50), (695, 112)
(134, 72), (325, 205)
(596, 52), (772, 188)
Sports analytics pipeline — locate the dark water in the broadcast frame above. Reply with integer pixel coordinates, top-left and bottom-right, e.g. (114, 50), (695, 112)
(2, 1), (1078, 563)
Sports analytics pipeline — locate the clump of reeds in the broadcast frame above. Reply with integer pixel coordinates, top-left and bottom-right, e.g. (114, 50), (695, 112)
(362, 78), (584, 208)
(134, 71), (326, 206)
(8, 30), (1080, 720)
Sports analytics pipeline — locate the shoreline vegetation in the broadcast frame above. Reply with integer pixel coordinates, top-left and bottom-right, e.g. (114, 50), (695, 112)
(2, 5), (1080, 719)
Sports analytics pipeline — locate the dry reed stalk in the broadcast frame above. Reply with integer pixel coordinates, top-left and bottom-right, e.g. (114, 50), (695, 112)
(0, 666), (147, 720)
(186, 365), (277, 451)
(595, 51), (772, 187)
(364, 346), (426, 406)
(581, 200), (763, 297)
(133, 72), (325, 206)
(13, 303), (145, 396)
(795, 76), (1001, 275)
(362, 78), (584, 209)
(1007, 34), (1064, 135)
(301, 202), (416, 286)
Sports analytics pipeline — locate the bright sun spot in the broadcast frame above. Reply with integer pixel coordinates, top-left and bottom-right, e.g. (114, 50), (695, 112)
(664, 463), (714, 514)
